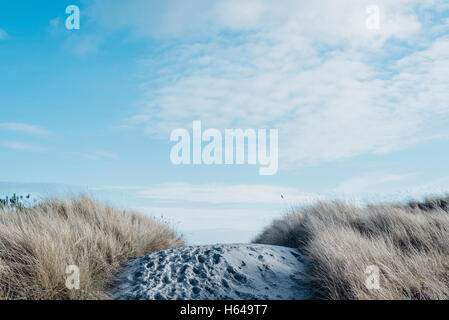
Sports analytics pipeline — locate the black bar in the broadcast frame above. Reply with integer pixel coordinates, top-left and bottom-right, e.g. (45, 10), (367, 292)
(1, 300), (447, 319)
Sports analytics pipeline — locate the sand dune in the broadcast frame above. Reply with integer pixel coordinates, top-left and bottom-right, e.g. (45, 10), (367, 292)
(112, 244), (309, 300)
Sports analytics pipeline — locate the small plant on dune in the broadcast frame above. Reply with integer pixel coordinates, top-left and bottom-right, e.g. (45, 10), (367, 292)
(406, 196), (449, 212)
(0, 193), (31, 210)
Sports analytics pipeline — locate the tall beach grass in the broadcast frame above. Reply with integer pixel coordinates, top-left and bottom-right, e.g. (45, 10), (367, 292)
(254, 197), (449, 299)
(0, 195), (183, 300)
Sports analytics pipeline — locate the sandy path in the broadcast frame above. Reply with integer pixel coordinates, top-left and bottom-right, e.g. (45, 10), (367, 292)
(112, 244), (309, 300)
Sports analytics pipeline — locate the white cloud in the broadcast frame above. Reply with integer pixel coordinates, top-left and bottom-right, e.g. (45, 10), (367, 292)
(134, 205), (288, 244)
(0, 123), (50, 136)
(63, 34), (103, 56)
(135, 206), (275, 231)
(0, 29), (7, 40)
(48, 17), (61, 35)
(1, 141), (46, 153)
(334, 172), (414, 194)
(135, 182), (321, 204)
(133, 35), (449, 168)
(89, 181), (323, 244)
(95, 151), (118, 159)
(88, 0), (424, 41)
(91, 185), (144, 191)
(72, 150), (118, 160)
(48, 12), (103, 56)
(85, 0), (449, 170)
(93, 182), (321, 204)
(92, 182), (322, 243)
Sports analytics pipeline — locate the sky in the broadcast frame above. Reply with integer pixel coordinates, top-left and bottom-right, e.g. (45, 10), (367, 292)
(1, 0), (449, 244)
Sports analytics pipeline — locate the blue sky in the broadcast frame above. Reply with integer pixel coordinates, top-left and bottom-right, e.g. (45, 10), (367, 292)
(1, 0), (449, 244)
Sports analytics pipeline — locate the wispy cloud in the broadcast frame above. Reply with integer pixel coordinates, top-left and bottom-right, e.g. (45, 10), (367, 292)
(91, 185), (144, 191)
(0, 28), (7, 40)
(48, 17), (61, 35)
(93, 182), (321, 204)
(86, 0), (449, 171)
(134, 205), (279, 234)
(91, 182), (323, 242)
(131, 182), (321, 204)
(72, 151), (118, 161)
(63, 34), (103, 56)
(334, 172), (415, 194)
(48, 15), (103, 56)
(1, 141), (46, 153)
(87, 0), (424, 40)
(0, 122), (50, 136)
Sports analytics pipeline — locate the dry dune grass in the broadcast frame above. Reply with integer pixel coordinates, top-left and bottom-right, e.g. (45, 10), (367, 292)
(0, 195), (183, 300)
(254, 197), (449, 300)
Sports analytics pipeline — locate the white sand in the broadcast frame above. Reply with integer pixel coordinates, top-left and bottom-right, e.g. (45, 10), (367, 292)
(112, 244), (309, 300)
